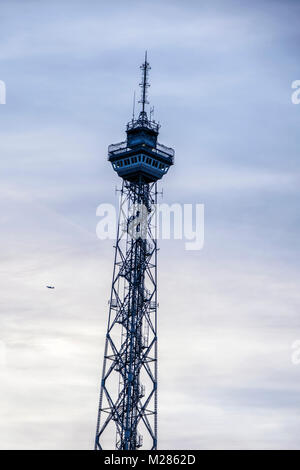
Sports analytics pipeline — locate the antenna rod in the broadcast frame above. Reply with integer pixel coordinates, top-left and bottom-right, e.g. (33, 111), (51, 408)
(142, 51), (147, 113)
(132, 91), (136, 121)
(139, 51), (150, 116)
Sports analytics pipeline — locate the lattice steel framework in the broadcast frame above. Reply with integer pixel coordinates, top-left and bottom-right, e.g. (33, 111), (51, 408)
(95, 180), (158, 450)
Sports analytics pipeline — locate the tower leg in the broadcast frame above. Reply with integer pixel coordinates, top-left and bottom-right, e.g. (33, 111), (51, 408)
(95, 181), (158, 450)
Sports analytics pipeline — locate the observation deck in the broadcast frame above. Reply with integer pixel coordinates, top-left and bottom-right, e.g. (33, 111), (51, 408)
(108, 113), (174, 183)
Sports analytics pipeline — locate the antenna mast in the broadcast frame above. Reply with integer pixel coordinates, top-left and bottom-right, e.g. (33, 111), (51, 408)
(139, 51), (151, 117)
(95, 55), (175, 450)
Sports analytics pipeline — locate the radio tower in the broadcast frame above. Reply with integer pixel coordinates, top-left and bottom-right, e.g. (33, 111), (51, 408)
(94, 53), (175, 450)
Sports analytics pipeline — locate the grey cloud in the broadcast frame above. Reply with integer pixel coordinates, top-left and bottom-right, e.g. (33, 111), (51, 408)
(1, 0), (300, 450)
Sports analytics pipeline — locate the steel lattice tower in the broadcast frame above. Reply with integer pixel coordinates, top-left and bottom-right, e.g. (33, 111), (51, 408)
(95, 53), (174, 450)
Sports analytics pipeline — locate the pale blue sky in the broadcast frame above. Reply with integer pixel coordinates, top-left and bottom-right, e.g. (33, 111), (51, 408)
(0, 0), (300, 449)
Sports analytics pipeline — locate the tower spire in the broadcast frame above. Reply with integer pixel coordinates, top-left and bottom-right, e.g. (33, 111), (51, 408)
(139, 51), (151, 118)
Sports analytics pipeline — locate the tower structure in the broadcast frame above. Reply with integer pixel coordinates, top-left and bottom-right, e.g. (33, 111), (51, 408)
(95, 53), (174, 450)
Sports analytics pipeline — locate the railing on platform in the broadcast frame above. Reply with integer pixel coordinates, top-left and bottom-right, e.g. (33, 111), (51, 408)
(108, 140), (175, 163)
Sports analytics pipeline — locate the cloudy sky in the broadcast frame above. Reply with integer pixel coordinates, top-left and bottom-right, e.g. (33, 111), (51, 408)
(1, 0), (300, 449)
